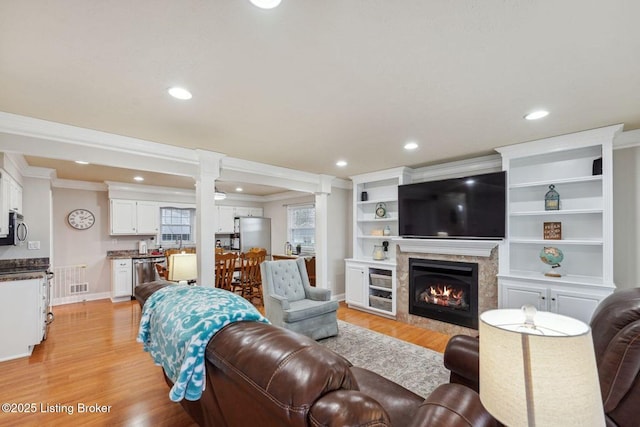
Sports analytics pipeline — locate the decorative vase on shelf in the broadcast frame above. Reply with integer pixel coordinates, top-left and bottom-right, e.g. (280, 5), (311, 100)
(372, 245), (385, 260)
(545, 184), (560, 211)
(539, 246), (564, 277)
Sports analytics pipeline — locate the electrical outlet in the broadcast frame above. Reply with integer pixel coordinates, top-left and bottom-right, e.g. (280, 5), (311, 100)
(27, 241), (40, 250)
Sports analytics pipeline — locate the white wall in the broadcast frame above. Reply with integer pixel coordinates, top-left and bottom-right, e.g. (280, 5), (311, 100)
(613, 146), (640, 290)
(326, 187), (350, 297)
(0, 176), (52, 260)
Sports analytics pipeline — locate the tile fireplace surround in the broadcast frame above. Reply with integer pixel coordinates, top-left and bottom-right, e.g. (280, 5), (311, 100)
(394, 238), (500, 336)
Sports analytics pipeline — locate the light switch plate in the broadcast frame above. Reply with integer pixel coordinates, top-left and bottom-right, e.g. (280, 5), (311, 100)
(27, 241), (40, 250)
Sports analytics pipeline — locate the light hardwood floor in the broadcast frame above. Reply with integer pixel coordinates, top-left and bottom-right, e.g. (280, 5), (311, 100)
(0, 299), (451, 427)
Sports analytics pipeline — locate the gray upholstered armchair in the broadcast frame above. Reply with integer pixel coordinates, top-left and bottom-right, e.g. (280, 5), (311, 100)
(260, 258), (339, 340)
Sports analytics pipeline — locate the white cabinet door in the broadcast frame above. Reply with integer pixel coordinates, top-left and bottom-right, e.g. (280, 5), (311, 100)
(500, 281), (547, 311)
(0, 172), (7, 236)
(345, 262), (367, 307)
(110, 199), (137, 235)
(217, 206), (236, 233)
(111, 259), (133, 300)
(0, 278), (42, 361)
(8, 177), (22, 213)
(136, 201), (159, 235)
(550, 287), (609, 324)
(248, 207), (263, 217)
(234, 206), (250, 217)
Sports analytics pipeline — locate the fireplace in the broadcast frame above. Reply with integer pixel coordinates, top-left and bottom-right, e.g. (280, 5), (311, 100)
(409, 258), (479, 329)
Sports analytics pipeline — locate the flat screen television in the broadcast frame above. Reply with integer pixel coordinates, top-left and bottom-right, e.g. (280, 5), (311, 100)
(398, 171), (506, 239)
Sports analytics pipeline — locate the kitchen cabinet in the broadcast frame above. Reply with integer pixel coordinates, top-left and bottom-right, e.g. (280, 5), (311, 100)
(136, 201), (159, 234)
(233, 206), (263, 217)
(215, 206), (264, 234)
(110, 199), (159, 235)
(217, 206), (235, 233)
(8, 175), (22, 213)
(496, 125), (621, 320)
(0, 276), (47, 361)
(0, 170), (22, 236)
(111, 259), (132, 302)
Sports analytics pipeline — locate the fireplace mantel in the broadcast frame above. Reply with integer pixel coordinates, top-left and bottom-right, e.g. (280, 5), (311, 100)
(393, 237), (502, 257)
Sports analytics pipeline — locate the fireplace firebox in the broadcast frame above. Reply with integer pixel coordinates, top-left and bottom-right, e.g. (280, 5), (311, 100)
(409, 258), (479, 329)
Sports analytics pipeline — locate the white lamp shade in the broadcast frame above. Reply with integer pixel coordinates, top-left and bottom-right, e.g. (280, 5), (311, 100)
(479, 309), (605, 427)
(168, 253), (197, 282)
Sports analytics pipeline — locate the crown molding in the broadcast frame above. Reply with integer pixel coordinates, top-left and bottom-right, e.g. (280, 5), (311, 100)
(411, 154), (502, 182)
(53, 179), (108, 192)
(614, 129), (640, 150)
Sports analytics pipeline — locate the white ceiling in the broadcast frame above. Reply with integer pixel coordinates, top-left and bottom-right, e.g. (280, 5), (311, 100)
(1, 1), (639, 191)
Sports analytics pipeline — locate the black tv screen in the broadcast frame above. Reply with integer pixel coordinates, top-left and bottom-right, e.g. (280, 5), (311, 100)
(398, 171), (506, 239)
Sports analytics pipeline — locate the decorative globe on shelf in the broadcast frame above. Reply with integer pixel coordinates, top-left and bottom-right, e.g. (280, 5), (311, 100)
(539, 246), (564, 277)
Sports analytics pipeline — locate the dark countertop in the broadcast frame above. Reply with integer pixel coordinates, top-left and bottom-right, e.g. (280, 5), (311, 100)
(0, 271), (48, 282)
(107, 250), (168, 260)
(0, 257), (50, 281)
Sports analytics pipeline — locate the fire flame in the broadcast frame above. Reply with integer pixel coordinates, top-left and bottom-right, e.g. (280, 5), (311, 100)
(424, 285), (464, 307)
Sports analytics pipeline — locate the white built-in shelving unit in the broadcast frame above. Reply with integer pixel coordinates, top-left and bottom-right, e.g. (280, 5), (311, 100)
(496, 124), (622, 324)
(345, 167), (412, 317)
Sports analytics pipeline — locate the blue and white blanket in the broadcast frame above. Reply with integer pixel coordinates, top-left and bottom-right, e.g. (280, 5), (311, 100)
(137, 285), (270, 402)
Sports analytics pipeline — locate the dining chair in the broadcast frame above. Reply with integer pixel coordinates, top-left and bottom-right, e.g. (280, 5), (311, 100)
(155, 263), (168, 280)
(215, 252), (238, 291)
(233, 249), (266, 305)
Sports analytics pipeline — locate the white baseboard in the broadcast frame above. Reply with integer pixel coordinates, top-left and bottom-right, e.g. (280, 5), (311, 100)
(52, 291), (112, 306)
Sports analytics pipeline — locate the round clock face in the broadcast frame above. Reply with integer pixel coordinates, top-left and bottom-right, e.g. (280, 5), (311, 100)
(375, 203), (387, 218)
(68, 209), (95, 230)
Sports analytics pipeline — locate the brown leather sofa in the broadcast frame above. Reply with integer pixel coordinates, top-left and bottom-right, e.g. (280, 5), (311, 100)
(136, 281), (497, 427)
(444, 287), (640, 427)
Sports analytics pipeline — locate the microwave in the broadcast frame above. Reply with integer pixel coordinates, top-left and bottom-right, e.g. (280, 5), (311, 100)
(0, 212), (28, 246)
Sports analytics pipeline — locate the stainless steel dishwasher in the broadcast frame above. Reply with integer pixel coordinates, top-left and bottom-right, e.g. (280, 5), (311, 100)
(132, 256), (167, 295)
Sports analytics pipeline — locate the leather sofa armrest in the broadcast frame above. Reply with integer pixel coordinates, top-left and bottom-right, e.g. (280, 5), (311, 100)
(350, 366), (424, 427)
(309, 390), (391, 426)
(407, 384), (498, 427)
(443, 335), (480, 392)
(306, 287), (331, 301)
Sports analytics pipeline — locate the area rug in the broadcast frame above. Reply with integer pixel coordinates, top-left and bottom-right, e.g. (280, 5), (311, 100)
(317, 320), (450, 398)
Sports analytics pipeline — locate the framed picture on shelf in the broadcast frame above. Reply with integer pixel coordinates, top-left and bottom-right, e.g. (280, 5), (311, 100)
(543, 222), (562, 240)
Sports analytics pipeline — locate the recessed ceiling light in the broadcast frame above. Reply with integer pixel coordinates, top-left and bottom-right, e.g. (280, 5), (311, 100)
(168, 87), (192, 100)
(236, 187), (243, 192)
(524, 110), (549, 120)
(336, 160), (348, 167)
(404, 142), (419, 150)
(74, 160), (90, 165)
(133, 176), (144, 182)
(250, 0), (282, 9)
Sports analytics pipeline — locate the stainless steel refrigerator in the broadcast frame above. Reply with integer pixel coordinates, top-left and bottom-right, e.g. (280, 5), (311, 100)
(231, 217), (271, 256)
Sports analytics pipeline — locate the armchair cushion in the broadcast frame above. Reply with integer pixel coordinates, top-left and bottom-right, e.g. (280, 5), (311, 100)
(285, 298), (340, 323)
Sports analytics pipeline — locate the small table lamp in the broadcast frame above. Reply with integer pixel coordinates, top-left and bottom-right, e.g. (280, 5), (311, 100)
(479, 306), (604, 427)
(168, 253), (198, 283)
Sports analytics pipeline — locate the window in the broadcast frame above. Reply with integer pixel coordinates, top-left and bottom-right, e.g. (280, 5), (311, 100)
(160, 207), (196, 245)
(287, 204), (315, 252)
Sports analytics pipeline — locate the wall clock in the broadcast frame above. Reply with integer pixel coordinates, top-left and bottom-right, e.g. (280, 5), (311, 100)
(375, 202), (387, 219)
(67, 209), (95, 230)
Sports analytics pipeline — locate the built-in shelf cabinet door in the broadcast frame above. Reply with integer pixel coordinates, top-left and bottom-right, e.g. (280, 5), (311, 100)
(345, 262), (367, 307)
